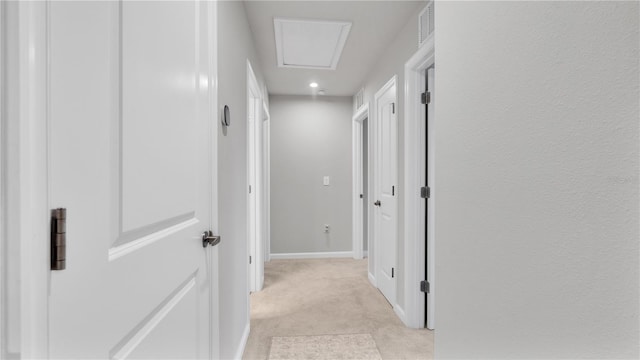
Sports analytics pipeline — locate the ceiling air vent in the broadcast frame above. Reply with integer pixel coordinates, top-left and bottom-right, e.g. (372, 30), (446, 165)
(418, 2), (434, 48)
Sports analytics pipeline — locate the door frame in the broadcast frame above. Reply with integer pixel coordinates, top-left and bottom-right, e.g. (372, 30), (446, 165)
(372, 75), (398, 307)
(8, 1), (221, 357)
(403, 35), (435, 329)
(0, 1), (6, 356)
(351, 103), (369, 260)
(4, 2), (50, 357)
(261, 100), (271, 263)
(206, 2), (220, 356)
(246, 59), (264, 292)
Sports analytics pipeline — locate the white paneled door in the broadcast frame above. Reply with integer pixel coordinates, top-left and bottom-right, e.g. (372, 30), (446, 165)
(48, 2), (217, 359)
(374, 78), (398, 305)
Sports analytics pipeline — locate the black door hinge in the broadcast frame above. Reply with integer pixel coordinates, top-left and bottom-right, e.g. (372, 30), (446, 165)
(420, 186), (430, 199)
(391, 103), (395, 114)
(420, 280), (430, 293)
(392, 186), (395, 196)
(421, 92), (431, 105)
(51, 208), (67, 270)
(249, 255), (252, 264)
(391, 267), (395, 278)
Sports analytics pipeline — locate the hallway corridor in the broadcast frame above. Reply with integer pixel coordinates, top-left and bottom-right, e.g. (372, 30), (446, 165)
(242, 259), (433, 359)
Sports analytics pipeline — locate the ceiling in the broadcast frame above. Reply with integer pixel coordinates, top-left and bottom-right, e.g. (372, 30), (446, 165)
(274, 17), (352, 70)
(244, 1), (424, 96)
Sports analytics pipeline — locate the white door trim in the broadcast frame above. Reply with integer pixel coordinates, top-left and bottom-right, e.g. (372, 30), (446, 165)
(246, 59), (263, 293)
(0, 1), (5, 356)
(351, 103), (369, 260)
(403, 35), (435, 329)
(207, 2), (220, 357)
(5, 1), (50, 357)
(262, 100), (271, 263)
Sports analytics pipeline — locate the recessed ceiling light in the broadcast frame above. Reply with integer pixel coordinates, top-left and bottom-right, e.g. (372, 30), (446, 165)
(310, 82), (319, 88)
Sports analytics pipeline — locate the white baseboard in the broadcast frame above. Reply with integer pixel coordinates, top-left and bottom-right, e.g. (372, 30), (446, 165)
(394, 304), (409, 327)
(368, 271), (376, 286)
(270, 251), (354, 260)
(234, 323), (250, 360)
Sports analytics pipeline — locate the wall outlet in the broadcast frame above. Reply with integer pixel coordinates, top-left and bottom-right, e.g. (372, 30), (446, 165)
(323, 176), (330, 186)
(324, 224), (330, 233)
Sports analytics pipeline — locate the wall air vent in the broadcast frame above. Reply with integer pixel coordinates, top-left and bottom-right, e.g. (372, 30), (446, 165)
(354, 88), (364, 111)
(418, 2), (434, 48)
(274, 17), (352, 70)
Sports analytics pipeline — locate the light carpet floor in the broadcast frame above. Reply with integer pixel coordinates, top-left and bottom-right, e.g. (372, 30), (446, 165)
(242, 258), (433, 360)
(268, 333), (382, 360)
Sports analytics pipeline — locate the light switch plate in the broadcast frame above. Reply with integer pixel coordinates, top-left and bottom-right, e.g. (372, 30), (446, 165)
(323, 176), (330, 186)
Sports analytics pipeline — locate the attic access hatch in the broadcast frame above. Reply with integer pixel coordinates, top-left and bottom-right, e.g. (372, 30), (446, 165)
(274, 17), (352, 70)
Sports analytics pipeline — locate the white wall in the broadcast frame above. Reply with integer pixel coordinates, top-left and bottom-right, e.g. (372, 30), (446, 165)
(434, 2), (639, 358)
(358, 1), (423, 312)
(269, 95), (353, 255)
(217, 2), (265, 358)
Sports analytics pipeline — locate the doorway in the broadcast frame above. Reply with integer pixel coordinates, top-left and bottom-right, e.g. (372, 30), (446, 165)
(362, 119), (369, 258)
(247, 60), (264, 293)
(373, 76), (398, 306)
(352, 103), (369, 260)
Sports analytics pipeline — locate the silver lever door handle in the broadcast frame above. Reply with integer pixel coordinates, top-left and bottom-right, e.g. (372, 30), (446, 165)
(202, 231), (221, 248)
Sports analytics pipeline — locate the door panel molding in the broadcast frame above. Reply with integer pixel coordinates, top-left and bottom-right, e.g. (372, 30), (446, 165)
(108, 1), (201, 254)
(109, 216), (199, 261)
(110, 273), (197, 360)
(115, 212), (196, 247)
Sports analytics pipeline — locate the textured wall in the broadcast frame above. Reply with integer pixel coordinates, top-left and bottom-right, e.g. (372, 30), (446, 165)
(434, 1), (639, 358)
(269, 95), (353, 255)
(217, 1), (265, 358)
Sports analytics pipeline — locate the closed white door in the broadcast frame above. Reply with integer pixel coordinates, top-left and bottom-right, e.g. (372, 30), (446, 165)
(375, 79), (398, 305)
(48, 2), (217, 358)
